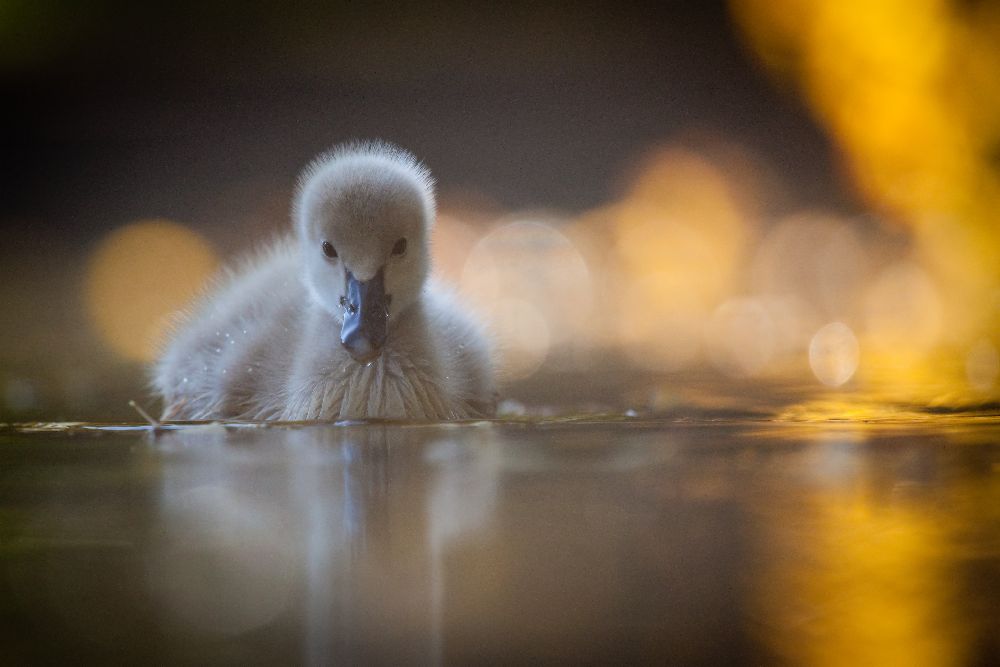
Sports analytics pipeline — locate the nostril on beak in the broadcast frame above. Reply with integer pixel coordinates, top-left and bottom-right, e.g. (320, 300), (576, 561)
(339, 296), (357, 314)
(339, 269), (388, 364)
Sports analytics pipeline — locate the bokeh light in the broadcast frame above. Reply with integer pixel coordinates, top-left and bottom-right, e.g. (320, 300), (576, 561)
(863, 261), (943, 361)
(753, 481), (963, 667)
(751, 213), (868, 324)
(485, 298), (551, 382)
(731, 0), (1000, 404)
(460, 218), (591, 380)
(148, 481), (297, 636)
(965, 339), (999, 394)
(610, 148), (749, 371)
(85, 220), (218, 363)
(5, 1), (999, 418)
(705, 298), (776, 378)
(809, 322), (860, 388)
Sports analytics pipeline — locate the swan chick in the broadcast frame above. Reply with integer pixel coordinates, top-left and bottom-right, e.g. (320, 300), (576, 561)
(153, 141), (497, 421)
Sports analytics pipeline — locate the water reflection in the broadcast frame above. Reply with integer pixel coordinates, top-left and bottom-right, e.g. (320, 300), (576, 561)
(146, 425), (501, 664)
(1, 420), (997, 663)
(743, 427), (990, 666)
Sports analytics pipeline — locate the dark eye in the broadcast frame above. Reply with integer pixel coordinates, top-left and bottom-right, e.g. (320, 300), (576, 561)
(322, 241), (338, 259)
(391, 238), (407, 256)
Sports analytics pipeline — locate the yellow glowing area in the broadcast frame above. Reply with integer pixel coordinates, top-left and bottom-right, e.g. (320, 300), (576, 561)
(863, 261), (942, 359)
(612, 149), (748, 371)
(966, 339), (999, 393)
(754, 488), (962, 667)
(728, 0), (815, 76)
(615, 213), (712, 371)
(616, 149), (745, 305)
(730, 0), (1000, 404)
(809, 322), (859, 388)
(616, 207), (722, 306)
(757, 295), (811, 363)
(86, 220), (218, 362)
(620, 277), (705, 372)
(777, 396), (945, 423)
(915, 215), (1000, 343)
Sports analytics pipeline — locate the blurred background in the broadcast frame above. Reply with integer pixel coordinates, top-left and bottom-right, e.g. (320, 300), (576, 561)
(1, 0), (998, 421)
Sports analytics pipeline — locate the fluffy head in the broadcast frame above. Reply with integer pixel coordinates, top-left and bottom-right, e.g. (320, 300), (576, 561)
(293, 140), (435, 322)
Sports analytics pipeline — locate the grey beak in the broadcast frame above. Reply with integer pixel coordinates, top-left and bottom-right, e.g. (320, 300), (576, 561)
(340, 268), (389, 364)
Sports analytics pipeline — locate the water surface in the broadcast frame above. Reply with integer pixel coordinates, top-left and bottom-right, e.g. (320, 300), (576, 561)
(1, 417), (998, 664)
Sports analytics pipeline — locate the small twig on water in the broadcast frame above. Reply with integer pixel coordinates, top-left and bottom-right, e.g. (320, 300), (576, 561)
(128, 400), (161, 429)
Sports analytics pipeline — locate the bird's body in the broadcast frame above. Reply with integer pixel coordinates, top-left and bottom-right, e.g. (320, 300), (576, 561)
(153, 142), (496, 421)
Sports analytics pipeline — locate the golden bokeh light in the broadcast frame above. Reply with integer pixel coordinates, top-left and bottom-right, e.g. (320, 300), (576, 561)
(758, 294), (812, 365)
(915, 215), (999, 344)
(460, 219), (590, 380)
(751, 213), (867, 324)
(616, 149), (746, 305)
(85, 220), (218, 362)
(731, 0), (1000, 404)
(809, 322), (860, 388)
(611, 148), (749, 371)
(965, 339), (999, 394)
(486, 298), (551, 382)
(621, 276), (705, 372)
(863, 261), (943, 360)
(754, 486), (963, 667)
(705, 298), (776, 377)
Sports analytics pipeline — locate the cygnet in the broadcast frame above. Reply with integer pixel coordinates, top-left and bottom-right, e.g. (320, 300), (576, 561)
(153, 140), (497, 420)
